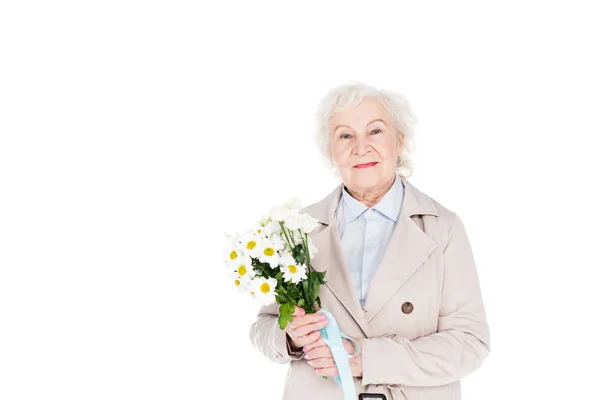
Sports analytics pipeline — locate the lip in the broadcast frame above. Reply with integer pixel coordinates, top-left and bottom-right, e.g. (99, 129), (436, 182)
(354, 162), (378, 169)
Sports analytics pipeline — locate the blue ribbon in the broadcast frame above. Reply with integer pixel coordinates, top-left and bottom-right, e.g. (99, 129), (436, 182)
(316, 309), (360, 400)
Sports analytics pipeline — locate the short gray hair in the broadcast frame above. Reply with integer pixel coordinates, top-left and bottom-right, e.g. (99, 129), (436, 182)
(314, 81), (417, 178)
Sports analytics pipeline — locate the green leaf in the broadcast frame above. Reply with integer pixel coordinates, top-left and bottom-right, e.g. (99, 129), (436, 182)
(278, 285), (290, 296)
(316, 270), (327, 285)
(278, 303), (295, 330)
(304, 272), (322, 305)
(301, 279), (310, 304)
(292, 244), (307, 265)
(298, 298), (305, 308)
(276, 293), (290, 303)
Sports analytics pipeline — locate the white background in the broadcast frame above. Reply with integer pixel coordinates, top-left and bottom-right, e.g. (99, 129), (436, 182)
(1, 1), (599, 399)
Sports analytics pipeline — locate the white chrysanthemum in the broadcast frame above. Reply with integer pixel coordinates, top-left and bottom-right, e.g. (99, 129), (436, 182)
(269, 205), (289, 222)
(284, 213), (303, 230)
(269, 234), (285, 251)
(269, 197), (302, 222)
(279, 253), (308, 284)
(257, 237), (283, 268)
(249, 277), (277, 305)
(286, 197), (302, 210)
(239, 232), (262, 258)
(228, 271), (249, 293)
(223, 237), (244, 264)
(300, 214), (319, 234)
(250, 225), (266, 237)
(258, 214), (270, 228)
(248, 218), (273, 239)
(229, 254), (256, 281)
(262, 219), (282, 236)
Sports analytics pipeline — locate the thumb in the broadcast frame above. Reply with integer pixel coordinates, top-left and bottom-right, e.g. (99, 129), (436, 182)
(292, 305), (305, 316)
(313, 302), (321, 311)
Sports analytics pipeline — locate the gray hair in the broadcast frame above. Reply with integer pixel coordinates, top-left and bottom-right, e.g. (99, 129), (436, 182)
(314, 81), (417, 178)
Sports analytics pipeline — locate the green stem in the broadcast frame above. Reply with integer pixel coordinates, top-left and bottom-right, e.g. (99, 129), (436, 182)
(279, 221), (294, 250)
(300, 231), (312, 273)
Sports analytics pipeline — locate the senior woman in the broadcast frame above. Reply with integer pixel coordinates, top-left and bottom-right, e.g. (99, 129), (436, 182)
(249, 82), (491, 400)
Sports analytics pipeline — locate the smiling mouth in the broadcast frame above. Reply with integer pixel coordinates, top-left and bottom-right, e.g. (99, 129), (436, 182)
(354, 162), (378, 169)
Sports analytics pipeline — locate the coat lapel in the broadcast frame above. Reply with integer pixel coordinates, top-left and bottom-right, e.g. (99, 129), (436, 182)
(310, 222), (370, 335)
(301, 176), (439, 333)
(302, 183), (370, 336)
(362, 176), (439, 323)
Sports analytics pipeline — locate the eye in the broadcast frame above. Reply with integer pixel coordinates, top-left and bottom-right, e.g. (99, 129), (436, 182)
(340, 133), (351, 139)
(371, 128), (382, 135)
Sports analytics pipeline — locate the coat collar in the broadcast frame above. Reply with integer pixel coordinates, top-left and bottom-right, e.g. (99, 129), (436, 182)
(304, 175), (439, 225)
(339, 174), (404, 223)
(302, 175), (439, 335)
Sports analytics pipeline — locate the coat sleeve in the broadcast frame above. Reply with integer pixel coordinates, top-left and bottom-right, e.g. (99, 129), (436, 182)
(360, 213), (491, 387)
(248, 301), (305, 364)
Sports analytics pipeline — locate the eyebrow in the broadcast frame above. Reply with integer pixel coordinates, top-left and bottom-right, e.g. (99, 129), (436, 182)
(334, 119), (387, 133)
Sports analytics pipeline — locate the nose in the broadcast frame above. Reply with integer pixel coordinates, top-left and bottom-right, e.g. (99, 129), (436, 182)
(353, 135), (371, 156)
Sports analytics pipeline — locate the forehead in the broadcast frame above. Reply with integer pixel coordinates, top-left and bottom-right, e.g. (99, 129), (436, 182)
(329, 97), (392, 128)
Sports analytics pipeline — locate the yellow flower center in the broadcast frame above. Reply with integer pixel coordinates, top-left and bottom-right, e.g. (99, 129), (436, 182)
(229, 251), (238, 260)
(264, 248), (275, 257)
(238, 265), (247, 276)
(288, 264), (297, 273)
(260, 282), (271, 293)
(257, 229), (262, 233)
(235, 279), (241, 286)
(246, 241), (256, 250)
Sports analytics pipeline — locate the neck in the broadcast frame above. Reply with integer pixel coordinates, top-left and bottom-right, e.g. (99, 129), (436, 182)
(345, 175), (396, 208)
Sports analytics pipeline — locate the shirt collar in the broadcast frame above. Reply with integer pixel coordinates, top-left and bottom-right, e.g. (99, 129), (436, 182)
(340, 174), (404, 223)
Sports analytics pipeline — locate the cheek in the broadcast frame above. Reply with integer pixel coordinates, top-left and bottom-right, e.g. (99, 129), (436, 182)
(331, 143), (352, 166)
(376, 137), (401, 160)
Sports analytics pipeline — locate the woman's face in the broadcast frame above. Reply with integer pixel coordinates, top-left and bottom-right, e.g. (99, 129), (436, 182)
(329, 97), (403, 192)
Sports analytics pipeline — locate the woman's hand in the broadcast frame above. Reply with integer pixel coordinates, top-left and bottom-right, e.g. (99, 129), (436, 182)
(284, 305), (329, 351)
(303, 336), (363, 377)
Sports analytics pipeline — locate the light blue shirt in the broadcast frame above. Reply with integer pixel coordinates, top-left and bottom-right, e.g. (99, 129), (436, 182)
(335, 175), (405, 306)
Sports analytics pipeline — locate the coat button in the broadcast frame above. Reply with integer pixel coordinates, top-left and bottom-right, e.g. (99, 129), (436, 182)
(401, 302), (414, 314)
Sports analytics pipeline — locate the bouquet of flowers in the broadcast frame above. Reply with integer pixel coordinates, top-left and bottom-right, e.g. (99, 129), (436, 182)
(223, 198), (327, 330)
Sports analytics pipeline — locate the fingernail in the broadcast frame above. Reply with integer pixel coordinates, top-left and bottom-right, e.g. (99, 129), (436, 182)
(319, 314), (327, 321)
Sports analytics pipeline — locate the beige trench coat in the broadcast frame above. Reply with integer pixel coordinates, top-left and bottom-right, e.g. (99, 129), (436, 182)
(249, 176), (491, 400)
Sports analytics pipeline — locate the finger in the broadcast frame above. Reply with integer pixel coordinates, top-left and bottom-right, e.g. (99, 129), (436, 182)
(292, 312), (326, 328)
(314, 366), (339, 377)
(307, 356), (336, 369)
(343, 337), (357, 355)
(313, 302), (321, 311)
(292, 306), (305, 317)
(303, 337), (326, 352)
(305, 345), (332, 360)
(295, 330), (321, 347)
(294, 319), (328, 337)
